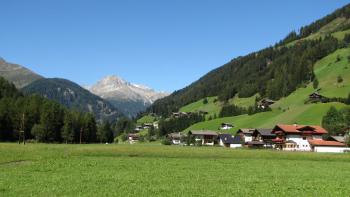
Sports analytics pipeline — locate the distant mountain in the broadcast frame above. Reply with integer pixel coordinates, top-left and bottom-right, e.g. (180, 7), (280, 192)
(89, 75), (168, 117)
(0, 57), (43, 88)
(22, 78), (123, 122)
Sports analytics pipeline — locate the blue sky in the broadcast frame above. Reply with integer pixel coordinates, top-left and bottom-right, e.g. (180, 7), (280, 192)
(0, 0), (349, 92)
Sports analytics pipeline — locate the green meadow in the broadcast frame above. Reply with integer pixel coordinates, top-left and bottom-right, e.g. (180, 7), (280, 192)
(183, 46), (350, 133)
(1, 143), (350, 196)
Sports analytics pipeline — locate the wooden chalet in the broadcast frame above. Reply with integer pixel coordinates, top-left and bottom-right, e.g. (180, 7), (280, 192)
(271, 124), (327, 151)
(236, 129), (255, 143)
(257, 98), (275, 109)
(252, 128), (276, 148)
(167, 132), (184, 145)
(189, 130), (218, 146)
(127, 133), (139, 144)
(309, 92), (325, 102)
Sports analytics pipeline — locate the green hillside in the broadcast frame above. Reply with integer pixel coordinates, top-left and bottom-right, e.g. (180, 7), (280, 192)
(184, 47), (350, 133)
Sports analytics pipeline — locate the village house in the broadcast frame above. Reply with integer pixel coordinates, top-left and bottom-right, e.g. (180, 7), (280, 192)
(230, 135), (243, 148)
(134, 125), (144, 132)
(220, 123), (234, 130)
(271, 124), (326, 151)
(218, 134), (242, 148)
(251, 128), (275, 148)
(167, 132), (184, 145)
(218, 134), (234, 147)
(309, 92), (325, 102)
(308, 139), (349, 153)
(257, 98), (275, 109)
(236, 128), (255, 143)
(172, 112), (191, 118)
(142, 123), (153, 129)
(127, 133), (139, 144)
(189, 130), (218, 146)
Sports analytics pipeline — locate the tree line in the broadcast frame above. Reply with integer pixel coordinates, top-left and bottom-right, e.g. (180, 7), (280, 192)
(0, 77), (123, 143)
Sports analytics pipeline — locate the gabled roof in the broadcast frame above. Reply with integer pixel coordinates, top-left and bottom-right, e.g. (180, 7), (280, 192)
(273, 124), (327, 134)
(255, 128), (275, 137)
(330, 136), (345, 143)
(237, 128), (255, 134)
(308, 139), (346, 147)
(218, 134), (234, 144)
(190, 130), (218, 136)
(128, 133), (139, 138)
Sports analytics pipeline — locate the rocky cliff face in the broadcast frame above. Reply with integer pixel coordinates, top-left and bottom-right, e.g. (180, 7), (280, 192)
(0, 57), (43, 88)
(89, 75), (168, 117)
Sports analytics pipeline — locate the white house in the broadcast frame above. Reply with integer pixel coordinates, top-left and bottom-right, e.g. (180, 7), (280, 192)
(167, 132), (183, 145)
(220, 123), (234, 130)
(308, 139), (350, 153)
(272, 124), (327, 151)
(189, 130), (218, 146)
(236, 129), (255, 143)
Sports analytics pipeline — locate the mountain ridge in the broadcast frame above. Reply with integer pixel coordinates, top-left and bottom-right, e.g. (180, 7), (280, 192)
(89, 75), (168, 117)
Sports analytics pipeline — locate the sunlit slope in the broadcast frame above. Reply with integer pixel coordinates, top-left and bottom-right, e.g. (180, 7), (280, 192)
(184, 48), (350, 133)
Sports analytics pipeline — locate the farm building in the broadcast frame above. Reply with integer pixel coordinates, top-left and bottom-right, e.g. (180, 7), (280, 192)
(236, 128), (255, 143)
(257, 98), (275, 109)
(127, 133), (139, 144)
(252, 128), (275, 148)
(167, 132), (184, 145)
(309, 92), (325, 102)
(220, 123), (234, 130)
(189, 130), (218, 146)
(308, 139), (349, 153)
(271, 124), (326, 151)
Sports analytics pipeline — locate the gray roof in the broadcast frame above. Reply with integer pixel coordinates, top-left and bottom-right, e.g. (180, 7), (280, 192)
(190, 130), (218, 136)
(237, 128), (255, 134)
(218, 134), (234, 144)
(330, 136), (345, 143)
(255, 129), (275, 137)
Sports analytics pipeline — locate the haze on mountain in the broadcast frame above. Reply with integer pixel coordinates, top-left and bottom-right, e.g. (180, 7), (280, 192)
(89, 75), (168, 117)
(0, 57), (43, 88)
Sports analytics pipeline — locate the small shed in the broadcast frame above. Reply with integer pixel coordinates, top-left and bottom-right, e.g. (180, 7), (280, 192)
(257, 98), (275, 109)
(220, 123), (234, 130)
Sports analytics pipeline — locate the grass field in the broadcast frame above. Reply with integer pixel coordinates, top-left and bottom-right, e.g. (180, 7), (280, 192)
(1, 143), (350, 196)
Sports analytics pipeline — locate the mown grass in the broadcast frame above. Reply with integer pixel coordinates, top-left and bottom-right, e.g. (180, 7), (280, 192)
(0, 143), (350, 196)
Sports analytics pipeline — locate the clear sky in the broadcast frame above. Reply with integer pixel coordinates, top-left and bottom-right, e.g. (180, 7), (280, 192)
(0, 0), (349, 92)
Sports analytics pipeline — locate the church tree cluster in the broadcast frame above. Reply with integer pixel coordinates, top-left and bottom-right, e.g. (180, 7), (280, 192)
(0, 77), (113, 143)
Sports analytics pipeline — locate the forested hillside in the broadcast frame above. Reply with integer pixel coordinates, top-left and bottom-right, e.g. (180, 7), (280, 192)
(22, 78), (122, 122)
(0, 77), (99, 143)
(150, 4), (350, 117)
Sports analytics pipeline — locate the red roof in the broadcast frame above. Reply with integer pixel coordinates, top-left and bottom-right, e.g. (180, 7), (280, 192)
(273, 124), (327, 134)
(308, 139), (346, 147)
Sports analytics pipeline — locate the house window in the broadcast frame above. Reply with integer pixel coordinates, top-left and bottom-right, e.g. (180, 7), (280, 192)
(303, 137), (306, 140)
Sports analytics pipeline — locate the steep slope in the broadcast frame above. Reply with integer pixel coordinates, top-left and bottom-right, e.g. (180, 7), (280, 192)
(0, 57), (43, 88)
(150, 4), (350, 117)
(22, 78), (122, 122)
(184, 47), (350, 133)
(89, 75), (168, 117)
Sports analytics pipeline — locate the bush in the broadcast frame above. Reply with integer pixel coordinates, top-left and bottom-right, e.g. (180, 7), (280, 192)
(161, 138), (172, 145)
